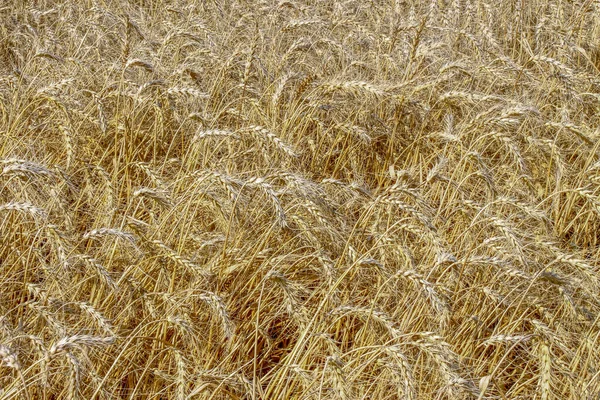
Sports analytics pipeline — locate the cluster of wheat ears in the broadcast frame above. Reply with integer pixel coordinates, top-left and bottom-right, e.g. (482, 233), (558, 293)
(1, 0), (600, 399)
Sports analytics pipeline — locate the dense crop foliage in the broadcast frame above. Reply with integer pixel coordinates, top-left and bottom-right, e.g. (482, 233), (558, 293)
(1, 0), (600, 398)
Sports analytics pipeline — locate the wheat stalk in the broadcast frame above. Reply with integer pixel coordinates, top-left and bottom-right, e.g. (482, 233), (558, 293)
(0, 202), (47, 218)
(48, 335), (115, 356)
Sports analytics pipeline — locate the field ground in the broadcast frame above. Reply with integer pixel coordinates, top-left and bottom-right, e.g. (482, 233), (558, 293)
(1, 0), (600, 399)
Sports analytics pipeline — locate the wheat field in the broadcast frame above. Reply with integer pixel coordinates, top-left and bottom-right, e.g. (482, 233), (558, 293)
(1, 0), (600, 398)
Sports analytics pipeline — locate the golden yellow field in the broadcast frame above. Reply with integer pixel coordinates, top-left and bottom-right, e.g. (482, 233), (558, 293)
(1, 0), (600, 398)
